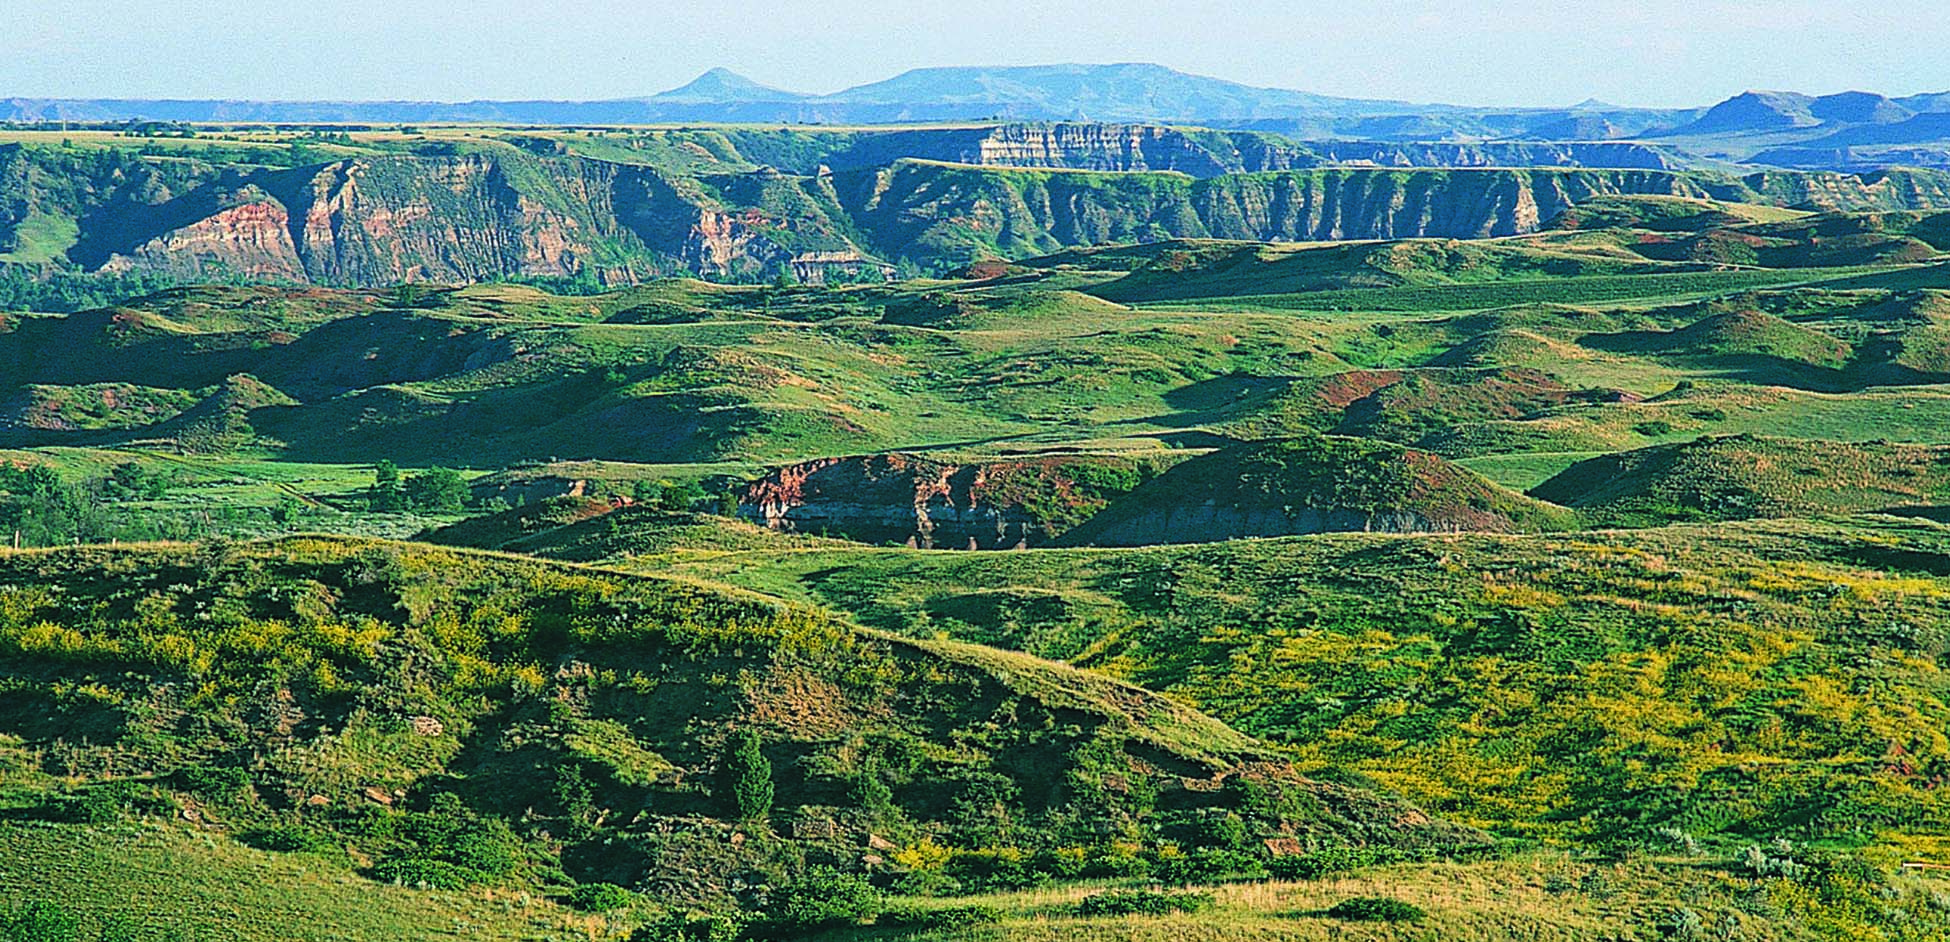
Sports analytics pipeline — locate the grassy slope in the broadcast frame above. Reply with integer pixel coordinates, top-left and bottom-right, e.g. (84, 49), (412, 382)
(1057, 436), (1577, 546)
(11, 830), (1944, 942)
(1, 246), (1946, 476)
(13, 202), (1950, 939)
(865, 853), (1950, 942)
(1532, 434), (1950, 525)
(580, 515), (1950, 849)
(0, 824), (603, 942)
(0, 536), (1485, 922)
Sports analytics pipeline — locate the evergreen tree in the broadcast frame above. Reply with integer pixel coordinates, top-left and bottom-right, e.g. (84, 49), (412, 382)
(368, 460), (404, 513)
(851, 760), (896, 823)
(404, 467), (469, 513)
(722, 728), (773, 823)
(660, 480), (707, 512)
(552, 765), (596, 839)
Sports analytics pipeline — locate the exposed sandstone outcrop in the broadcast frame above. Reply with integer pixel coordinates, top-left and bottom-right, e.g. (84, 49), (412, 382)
(1309, 141), (1684, 171)
(740, 452), (1143, 549)
(739, 440), (1574, 551)
(99, 198), (307, 281)
(815, 123), (1316, 177)
(16, 144), (1950, 287)
(967, 124), (1313, 175)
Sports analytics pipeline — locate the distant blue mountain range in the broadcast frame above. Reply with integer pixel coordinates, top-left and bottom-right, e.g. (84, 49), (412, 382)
(7, 63), (1950, 170)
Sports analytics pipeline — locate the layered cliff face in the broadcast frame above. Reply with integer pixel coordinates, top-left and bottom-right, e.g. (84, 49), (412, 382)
(10, 141), (1950, 286)
(96, 191), (309, 281)
(273, 155), (599, 284)
(739, 440), (1575, 550)
(1308, 140), (1687, 171)
(961, 124), (1315, 175)
(836, 163), (1746, 264)
(1742, 169), (1950, 212)
(739, 452), (1148, 548)
(72, 152), (882, 286)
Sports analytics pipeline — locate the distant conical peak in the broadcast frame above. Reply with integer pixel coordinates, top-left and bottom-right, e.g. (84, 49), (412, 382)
(651, 68), (801, 102)
(694, 67), (759, 85)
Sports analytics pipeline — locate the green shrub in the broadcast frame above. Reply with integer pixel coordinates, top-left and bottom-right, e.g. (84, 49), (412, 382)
(1074, 890), (1214, 917)
(565, 882), (634, 912)
(850, 762), (896, 820)
(660, 481), (708, 512)
(721, 729), (773, 823)
(946, 847), (1048, 892)
(404, 468), (469, 513)
(396, 794), (523, 877)
(885, 868), (960, 897)
(749, 867), (883, 938)
(1085, 845), (1153, 879)
(1267, 846), (1387, 880)
(1202, 811), (1249, 850)
(370, 857), (480, 889)
(241, 824), (334, 853)
(1325, 896), (1425, 922)
(368, 461), (404, 512)
(627, 910), (744, 942)
(176, 765), (251, 800)
(1, 900), (82, 942)
(46, 785), (131, 825)
(326, 803), (398, 840)
(442, 824), (521, 876)
(1661, 907), (1706, 941)
(552, 764), (596, 833)
(1034, 846), (1089, 879)
(876, 904), (1002, 930)
(631, 480), (665, 506)
(1154, 847), (1265, 885)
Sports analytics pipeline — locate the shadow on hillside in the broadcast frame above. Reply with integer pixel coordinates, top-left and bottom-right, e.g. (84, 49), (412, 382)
(1159, 373), (1293, 421)
(1834, 539), (1950, 576)
(1880, 505), (1950, 524)
(1576, 336), (1860, 392)
(1813, 263), (1950, 292)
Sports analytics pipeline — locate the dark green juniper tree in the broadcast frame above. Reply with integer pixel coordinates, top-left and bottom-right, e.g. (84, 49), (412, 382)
(723, 729), (774, 823)
(369, 460), (404, 513)
(404, 468), (469, 513)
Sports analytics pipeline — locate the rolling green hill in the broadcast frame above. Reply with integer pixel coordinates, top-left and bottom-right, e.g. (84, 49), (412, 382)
(1056, 436), (1578, 545)
(16, 169), (1950, 941)
(1531, 434), (1950, 525)
(592, 514), (1950, 855)
(0, 537), (1482, 926)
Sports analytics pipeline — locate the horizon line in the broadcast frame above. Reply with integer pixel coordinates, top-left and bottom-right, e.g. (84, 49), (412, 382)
(3, 61), (1945, 114)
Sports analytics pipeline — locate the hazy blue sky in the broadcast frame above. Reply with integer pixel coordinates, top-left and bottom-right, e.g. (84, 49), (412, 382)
(7, 0), (1946, 107)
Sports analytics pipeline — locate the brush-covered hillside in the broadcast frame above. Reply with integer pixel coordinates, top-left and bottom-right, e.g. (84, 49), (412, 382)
(592, 514), (1950, 850)
(440, 509), (1950, 939)
(0, 537), (1488, 935)
(1056, 436), (1577, 545)
(13, 172), (1950, 941)
(1531, 434), (1950, 525)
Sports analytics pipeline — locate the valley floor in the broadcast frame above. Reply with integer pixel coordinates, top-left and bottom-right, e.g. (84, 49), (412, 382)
(10, 818), (1941, 941)
(8, 199), (1950, 941)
